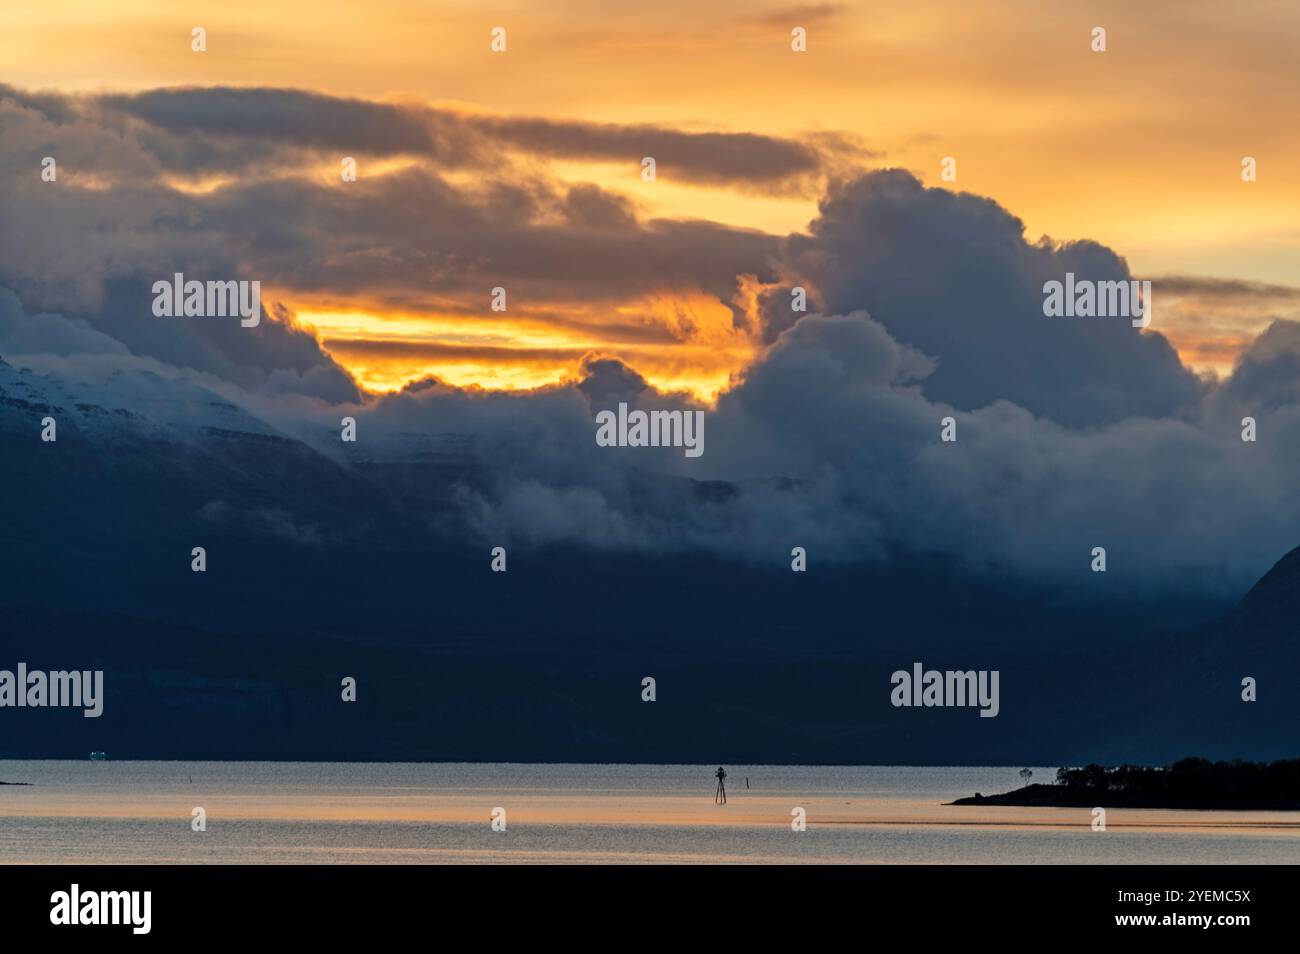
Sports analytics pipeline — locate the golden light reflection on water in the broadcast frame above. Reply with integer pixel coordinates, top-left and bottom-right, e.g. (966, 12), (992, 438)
(8, 789), (1300, 833)
(5, 762), (1300, 864)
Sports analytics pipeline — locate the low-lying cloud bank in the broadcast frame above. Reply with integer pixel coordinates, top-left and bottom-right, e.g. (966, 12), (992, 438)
(3, 84), (1299, 595)
(5, 282), (1297, 596)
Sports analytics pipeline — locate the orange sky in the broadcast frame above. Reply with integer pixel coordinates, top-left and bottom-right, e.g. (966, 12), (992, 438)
(4, 0), (1297, 395)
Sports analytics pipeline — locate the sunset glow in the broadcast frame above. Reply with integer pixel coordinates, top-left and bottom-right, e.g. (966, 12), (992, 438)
(4, 0), (1297, 394)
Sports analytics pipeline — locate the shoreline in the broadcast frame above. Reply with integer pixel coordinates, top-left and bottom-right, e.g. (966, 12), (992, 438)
(950, 783), (1300, 811)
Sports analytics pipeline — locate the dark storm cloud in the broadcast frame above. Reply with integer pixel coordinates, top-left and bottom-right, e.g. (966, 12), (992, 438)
(354, 309), (1297, 595)
(0, 91), (365, 403)
(4, 83), (1300, 594)
(777, 170), (1205, 426)
(575, 356), (653, 406)
(1220, 321), (1300, 412)
(0, 88), (780, 393)
(95, 86), (856, 189)
(1154, 276), (1300, 302)
(176, 168), (780, 304)
(0, 189), (361, 402)
(102, 87), (437, 154)
(0, 83), (79, 123)
(561, 184), (638, 230)
(464, 115), (827, 187)
(0, 83), (783, 309)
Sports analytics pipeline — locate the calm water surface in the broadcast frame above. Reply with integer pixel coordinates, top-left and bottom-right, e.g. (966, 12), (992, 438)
(2, 762), (1297, 864)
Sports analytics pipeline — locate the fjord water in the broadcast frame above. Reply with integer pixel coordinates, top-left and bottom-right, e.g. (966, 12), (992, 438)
(1, 762), (1296, 864)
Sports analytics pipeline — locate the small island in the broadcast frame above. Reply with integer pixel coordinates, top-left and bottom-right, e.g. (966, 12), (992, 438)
(951, 758), (1300, 810)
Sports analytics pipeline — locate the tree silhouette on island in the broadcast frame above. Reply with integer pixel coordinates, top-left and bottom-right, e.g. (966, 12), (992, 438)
(952, 758), (1300, 809)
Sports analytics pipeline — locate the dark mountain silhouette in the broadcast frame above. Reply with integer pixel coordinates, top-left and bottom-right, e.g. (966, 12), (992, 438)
(1091, 546), (1300, 763)
(0, 356), (1290, 763)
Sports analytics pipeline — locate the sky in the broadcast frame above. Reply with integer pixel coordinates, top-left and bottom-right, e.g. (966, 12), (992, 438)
(2, 0), (1297, 395)
(4, 1), (1300, 594)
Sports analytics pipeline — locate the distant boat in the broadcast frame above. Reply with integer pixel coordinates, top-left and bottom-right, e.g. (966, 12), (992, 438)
(88, 752), (107, 761)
